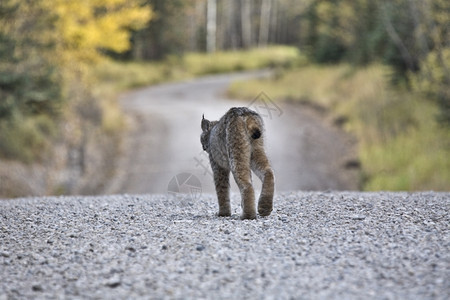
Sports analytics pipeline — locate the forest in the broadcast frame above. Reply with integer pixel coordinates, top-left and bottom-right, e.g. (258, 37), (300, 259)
(0, 0), (449, 195)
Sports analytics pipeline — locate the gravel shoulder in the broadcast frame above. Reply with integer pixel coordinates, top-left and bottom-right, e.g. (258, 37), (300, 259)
(1, 192), (449, 299)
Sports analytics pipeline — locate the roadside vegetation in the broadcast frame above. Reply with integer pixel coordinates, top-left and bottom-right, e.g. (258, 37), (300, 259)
(0, 0), (150, 163)
(228, 63), (450, 191)
(0, 0), (152, 197)
(94, 46), (300, 92)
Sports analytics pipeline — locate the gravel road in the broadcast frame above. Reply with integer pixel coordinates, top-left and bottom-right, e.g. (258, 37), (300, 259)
(1, 192), (449, 299)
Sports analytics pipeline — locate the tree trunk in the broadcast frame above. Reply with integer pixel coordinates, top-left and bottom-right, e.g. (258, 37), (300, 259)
(241, 0), (252, 48)
(207, 0), (217, 53)
(227, 0), (239, 49)
(259, 0), (272, 47)
(269, 0), (277, 44)
(381, 3), (415, 71)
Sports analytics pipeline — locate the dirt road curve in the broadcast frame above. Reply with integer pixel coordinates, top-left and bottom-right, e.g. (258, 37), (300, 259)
(103, 71), (359, 195)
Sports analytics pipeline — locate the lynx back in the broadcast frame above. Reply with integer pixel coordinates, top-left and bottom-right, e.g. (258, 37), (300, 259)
(200, 107), (274, 219)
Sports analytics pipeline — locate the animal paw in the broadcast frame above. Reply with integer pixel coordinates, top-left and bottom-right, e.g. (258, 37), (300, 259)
(258, 207), (272, 217)
(258, 199), (273, 217)
(240, 212), (257, 220)
(217, 210), (231, 217)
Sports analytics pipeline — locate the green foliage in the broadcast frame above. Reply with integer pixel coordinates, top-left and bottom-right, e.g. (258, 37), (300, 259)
(362, 120), (450, 191)
(300, 0), (447, 83)
(0, 62), (63, 119)
(128, 0), (190, 60)
(0, 1), (64, 161)
(0, 0), (152, 162)
(0, 115), (56, 163)
(0, 0), (63, 120)
(410, 49), (450, 125)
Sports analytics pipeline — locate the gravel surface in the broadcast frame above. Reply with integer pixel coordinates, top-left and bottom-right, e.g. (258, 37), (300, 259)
(1, 192), (449, 299)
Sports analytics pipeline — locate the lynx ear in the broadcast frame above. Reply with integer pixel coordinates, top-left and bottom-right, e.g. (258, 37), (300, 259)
(201, 114), (210, 131)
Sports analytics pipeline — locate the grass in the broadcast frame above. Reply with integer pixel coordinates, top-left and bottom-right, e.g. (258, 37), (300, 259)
(93, 60), (172, 91)
(93, 46), (303, 92)
(228, 64), (450, 191)
(182, 46), (303, 75)
(0, 114), (56, 163)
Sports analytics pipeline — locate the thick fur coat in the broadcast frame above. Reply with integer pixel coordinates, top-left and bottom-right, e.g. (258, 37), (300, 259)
(201, 107), (274, 219)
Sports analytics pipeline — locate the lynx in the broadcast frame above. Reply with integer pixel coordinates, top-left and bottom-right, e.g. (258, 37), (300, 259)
(200, 107), (275, 219)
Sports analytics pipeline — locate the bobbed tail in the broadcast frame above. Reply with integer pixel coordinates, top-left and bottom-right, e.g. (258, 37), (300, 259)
(251, 129), (261, 139)
(246, 116), (262, 140)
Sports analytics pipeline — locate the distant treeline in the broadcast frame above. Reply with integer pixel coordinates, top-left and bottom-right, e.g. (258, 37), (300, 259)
(127, 0), (448, 123)
(128, 1), (446, 67)
(0, 0), (449, 125)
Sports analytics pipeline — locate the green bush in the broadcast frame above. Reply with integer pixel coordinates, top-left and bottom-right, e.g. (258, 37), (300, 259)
(410, 49), (450, 126)
(0, 115), (56, 163)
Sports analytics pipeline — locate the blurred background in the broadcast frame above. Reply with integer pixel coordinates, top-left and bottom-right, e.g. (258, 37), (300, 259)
(0, 0), (448, 198)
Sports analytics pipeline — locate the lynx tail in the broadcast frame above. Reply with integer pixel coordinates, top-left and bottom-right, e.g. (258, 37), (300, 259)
(246, 116), (262, 140)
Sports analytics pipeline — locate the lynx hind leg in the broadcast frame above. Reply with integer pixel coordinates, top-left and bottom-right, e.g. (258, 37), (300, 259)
(251, 147), (275, 217)
(228, 123), (257, 220)
(211, 162), (231, 217)
(232, 165), (256, 220)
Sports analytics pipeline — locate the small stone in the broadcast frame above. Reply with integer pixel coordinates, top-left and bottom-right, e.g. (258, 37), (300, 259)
(350, 214), (366, 220)
(161, 245), (168, 250)
(196, 245), (205, 251)
(32, 284), (43, 292)
(105, 276), (121, 288)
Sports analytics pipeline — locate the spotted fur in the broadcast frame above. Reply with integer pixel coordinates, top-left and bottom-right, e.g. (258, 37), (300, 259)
(201, 107), (274, 219)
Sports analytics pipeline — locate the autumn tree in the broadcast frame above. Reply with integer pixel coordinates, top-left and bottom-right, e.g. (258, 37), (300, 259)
(0, 0), (151, 119)
(0, 0), (152, 161)
(53, 0), (152, 67)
